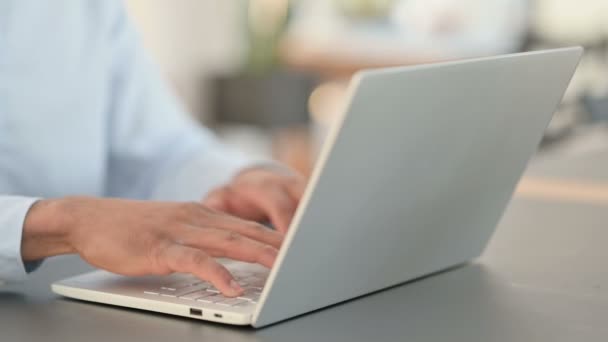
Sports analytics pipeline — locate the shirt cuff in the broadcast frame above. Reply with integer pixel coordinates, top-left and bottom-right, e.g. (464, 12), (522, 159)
(0, 196), (43, 284)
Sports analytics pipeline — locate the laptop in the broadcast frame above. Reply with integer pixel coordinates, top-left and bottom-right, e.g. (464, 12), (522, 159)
(52, 47), (583, 328)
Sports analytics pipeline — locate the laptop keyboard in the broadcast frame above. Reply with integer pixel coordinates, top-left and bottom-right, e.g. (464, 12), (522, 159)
(142, 269), (266, 308)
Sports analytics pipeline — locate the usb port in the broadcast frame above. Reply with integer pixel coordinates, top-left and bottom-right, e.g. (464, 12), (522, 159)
(189, 308), (203, 316)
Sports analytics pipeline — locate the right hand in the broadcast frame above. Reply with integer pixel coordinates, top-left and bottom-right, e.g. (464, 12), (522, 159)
(21, 197), (284, 297)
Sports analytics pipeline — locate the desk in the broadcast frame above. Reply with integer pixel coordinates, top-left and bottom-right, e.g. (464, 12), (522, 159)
(2, 150), (608, 341)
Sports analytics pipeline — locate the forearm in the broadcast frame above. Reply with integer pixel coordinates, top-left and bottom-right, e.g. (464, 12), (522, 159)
(21, 198), (76, 261)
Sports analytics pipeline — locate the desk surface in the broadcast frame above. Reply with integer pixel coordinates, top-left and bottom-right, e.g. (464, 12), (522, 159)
(2, 150), (608, 341)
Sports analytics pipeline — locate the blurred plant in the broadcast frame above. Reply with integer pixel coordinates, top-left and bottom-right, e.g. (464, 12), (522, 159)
(241, 0), (398, 74)
(334, 0), (396, 20)
(243, 0), (291, 74)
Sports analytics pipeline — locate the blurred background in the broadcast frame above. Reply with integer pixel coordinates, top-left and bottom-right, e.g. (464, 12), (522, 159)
(126, 0), (608, 177)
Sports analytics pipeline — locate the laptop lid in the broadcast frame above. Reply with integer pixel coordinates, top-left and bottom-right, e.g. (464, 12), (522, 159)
(253, 48), (583, 327)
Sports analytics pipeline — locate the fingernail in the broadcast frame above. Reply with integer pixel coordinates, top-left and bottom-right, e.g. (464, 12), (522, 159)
(229, 280), (243, 294)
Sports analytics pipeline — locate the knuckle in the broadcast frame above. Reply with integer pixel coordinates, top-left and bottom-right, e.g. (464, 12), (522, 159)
(175, 202), (205, 221)
(224, 231), (242, 243)
(190, 251), (210, 267)
(147, 238), (171, 269)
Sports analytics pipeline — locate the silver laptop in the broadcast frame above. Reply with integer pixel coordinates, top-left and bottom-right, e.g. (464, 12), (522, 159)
(52, 47), (582, 328)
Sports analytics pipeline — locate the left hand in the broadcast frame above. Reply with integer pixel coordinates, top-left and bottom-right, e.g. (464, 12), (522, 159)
(202, 165), (307, 233)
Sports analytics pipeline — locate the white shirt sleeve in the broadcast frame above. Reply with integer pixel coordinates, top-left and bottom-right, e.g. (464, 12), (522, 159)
(0, 2), (255, 284)
(0, 196), (41, 284)
(104, 1), (252, 201)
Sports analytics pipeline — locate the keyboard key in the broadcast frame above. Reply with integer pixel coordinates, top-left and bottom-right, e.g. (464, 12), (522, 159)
(154, 283), (205, 297)
(159, 287), (179, 296)
(160, 284), (207, 297)
(164, 278), (201, 290)
(232, 271), (253, 278)
(243, 277), (265, 288)
(236, 280), (250, 287)
(196, 294), (226, 304)
(180, 290), (214, 301)
(149, 269), (268, 301)
(174, 284), (212, 297)
(237, 289), (261, 301)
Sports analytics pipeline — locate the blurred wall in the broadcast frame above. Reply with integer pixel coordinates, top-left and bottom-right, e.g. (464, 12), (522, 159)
(125, 0), (246, 121)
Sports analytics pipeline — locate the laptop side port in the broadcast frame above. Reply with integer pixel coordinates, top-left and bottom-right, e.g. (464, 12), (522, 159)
(189, 308), (203, 316)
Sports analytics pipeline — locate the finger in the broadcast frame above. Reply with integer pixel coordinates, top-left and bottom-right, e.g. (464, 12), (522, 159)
(231, 184), (297, 233)
(206, 187), (268, 222)
(203, 187), (230, 212)
(215, 217), (284, 249)
(180, 227), (278, 268)
(187, 206), (284, 248)
(162, 244), (243, 297)
(284, 177), (307, 203)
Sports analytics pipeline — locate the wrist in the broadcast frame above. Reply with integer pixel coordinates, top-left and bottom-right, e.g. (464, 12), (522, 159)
(21, 198), (76, 261)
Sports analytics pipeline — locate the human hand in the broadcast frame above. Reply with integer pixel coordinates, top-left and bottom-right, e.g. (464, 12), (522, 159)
(203, 165), (307, 233)
(21, 197), (283, 297)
